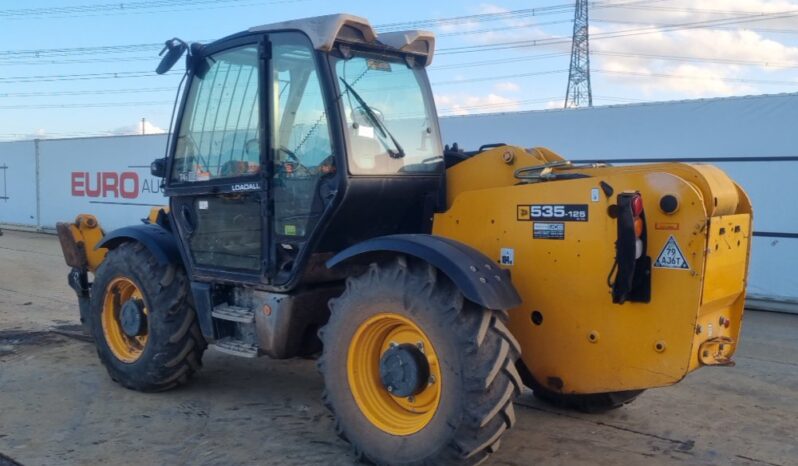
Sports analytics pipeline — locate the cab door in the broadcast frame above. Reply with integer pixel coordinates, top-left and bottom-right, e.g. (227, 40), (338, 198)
(166, 38), (270, 282)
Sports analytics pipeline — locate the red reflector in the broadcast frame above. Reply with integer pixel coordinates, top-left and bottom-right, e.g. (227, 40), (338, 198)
(632, 195), (644, 217)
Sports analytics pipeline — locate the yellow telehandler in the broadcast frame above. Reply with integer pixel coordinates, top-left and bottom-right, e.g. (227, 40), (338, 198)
(57, 14), (752, 466)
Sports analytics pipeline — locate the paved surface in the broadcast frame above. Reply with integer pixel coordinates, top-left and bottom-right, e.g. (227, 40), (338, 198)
(0, 229), (796, 466)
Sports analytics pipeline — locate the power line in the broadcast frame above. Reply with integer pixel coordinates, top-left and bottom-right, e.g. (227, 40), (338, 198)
(594, 69), (798, 86)
(0, 101), (172, 110)
(13, 65), (797, 112)
(437, 8), (798, 55)
(377, 0), (665, 32)
(434, 69), (570, 86)
(437, 19), (574, 37)
(0, 87), (175, 98)
(0, 43), (163, 59)
(376, 3), (576, 32)
(592, 18), (798, 35)
(592, 95), (648, 102)
(0, 0), (654, 59)
(0, 0), (309, 20)
(9, 8), (794, 76)
(592, 50), (798, 69)
(0, 56), (157, 66)
(0, 70), (181, 83)
(599, 3), (798, 16)
(432, 52), (571, 70)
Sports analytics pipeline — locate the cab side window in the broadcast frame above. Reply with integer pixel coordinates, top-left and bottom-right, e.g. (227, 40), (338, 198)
(173, 45), (261, 182)
(271, 33), (335, 240)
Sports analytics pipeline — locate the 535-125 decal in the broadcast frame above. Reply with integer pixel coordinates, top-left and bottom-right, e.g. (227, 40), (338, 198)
(517, 204), (589, 222)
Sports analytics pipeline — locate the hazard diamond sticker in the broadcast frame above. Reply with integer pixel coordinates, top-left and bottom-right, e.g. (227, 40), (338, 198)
(654, 236), (690, 270)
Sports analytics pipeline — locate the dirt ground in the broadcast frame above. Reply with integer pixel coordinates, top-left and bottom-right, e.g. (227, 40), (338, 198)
(0, 229), (796, 466)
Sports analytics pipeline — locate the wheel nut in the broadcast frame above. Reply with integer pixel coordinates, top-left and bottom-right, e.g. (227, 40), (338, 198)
(407, 396), (415, 403)
(428, 375), (436, 385)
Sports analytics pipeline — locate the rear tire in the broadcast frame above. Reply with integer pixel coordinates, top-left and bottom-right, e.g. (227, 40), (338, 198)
(318, 258), (522, 465)
(90, 241), (206, 392)
(533, 388), (643, 413)
(517, 361), (642, 413)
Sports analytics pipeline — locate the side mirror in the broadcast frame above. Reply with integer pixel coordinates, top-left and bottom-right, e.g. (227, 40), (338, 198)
(156, 38), (188, 75)
(151, 157), (167, 178)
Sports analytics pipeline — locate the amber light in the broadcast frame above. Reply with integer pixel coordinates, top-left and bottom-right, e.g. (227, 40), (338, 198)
(634, 218), (644, 237)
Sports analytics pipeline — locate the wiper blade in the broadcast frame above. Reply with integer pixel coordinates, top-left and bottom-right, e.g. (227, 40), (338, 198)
(339, 77), (405, 159)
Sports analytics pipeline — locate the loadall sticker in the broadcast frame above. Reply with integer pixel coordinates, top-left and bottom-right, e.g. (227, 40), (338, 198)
(654, 236), (690, 270)
(533, 222), (565, 240)
(517, 204), (588, 222)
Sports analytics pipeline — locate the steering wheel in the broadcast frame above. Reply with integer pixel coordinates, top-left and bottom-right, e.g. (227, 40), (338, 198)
(277, 146), (313, 177)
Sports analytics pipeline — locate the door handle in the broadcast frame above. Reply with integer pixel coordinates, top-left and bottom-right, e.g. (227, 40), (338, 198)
(181, 204), (196, 233)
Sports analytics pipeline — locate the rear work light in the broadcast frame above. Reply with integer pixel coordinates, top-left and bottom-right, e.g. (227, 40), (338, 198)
(610, 192), (651, 304)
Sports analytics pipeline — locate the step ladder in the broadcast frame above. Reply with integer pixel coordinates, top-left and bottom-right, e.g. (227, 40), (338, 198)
(209, 304), (259, 358)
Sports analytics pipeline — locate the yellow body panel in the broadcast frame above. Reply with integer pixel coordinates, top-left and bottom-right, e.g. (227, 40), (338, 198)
(148, 206), (170, 224)
(56, 214), (107, 272)
(434, 146), (752, 395)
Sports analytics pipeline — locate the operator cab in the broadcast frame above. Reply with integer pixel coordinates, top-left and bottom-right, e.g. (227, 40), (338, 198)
(156, 14), (443, 290)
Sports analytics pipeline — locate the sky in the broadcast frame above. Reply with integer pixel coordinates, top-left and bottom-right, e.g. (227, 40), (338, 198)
(1, 0), (797, 141)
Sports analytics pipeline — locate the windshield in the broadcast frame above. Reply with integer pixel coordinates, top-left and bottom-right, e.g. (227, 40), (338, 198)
(333, 52), (442, 174)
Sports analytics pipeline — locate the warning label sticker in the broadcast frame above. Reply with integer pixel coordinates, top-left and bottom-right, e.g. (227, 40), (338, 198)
(654, 236), (690, 270)
(500, 248), (515, 266)
(533, 222), (565, 240)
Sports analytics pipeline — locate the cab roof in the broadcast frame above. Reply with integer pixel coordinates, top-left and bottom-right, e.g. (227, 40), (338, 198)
(248, 13), (435, 65)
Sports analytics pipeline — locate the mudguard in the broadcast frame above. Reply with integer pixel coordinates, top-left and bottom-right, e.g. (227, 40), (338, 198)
(327, 234), (521, 311)
(97, 224), (182, 266)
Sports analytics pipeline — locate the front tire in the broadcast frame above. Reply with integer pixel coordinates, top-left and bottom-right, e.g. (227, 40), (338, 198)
(90, 242), (206, 392)
(318, 258), (522, 465)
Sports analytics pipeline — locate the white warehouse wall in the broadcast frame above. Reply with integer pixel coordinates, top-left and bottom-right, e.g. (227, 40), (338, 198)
(0, 93), (795, 308)
(0, 141), (38, 227)
(37, 134), (168, 231)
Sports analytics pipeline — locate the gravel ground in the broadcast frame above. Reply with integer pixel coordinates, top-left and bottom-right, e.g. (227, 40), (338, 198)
(1, 229), (796, 466)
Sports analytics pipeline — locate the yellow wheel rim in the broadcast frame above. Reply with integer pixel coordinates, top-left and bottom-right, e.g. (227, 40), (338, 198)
(101, 277), (149, 363)
(347, 313), (442, 436)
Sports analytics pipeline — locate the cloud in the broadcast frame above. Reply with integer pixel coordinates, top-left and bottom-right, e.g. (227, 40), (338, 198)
(588, 0), (798, 97)
(435, 92), (520, 115)
(592, 0), (798, 28)
(600, 59), (750, 95)
(437, 3), (560, 47)
(594, 26), (798, 68)
(494, 81), (520, 92)
(110, 120), (167, 136)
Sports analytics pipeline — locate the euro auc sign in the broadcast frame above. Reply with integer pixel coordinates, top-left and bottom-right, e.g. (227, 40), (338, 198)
(71, 171), (161, 199)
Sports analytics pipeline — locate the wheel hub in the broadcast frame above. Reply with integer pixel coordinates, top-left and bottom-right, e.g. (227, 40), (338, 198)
(379, 343), (430, 397)
(120, 299), (147, 337)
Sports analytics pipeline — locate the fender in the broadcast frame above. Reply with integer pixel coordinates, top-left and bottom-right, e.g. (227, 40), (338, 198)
(97, 223), (182, 266)
(327, 234), (521, 311)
